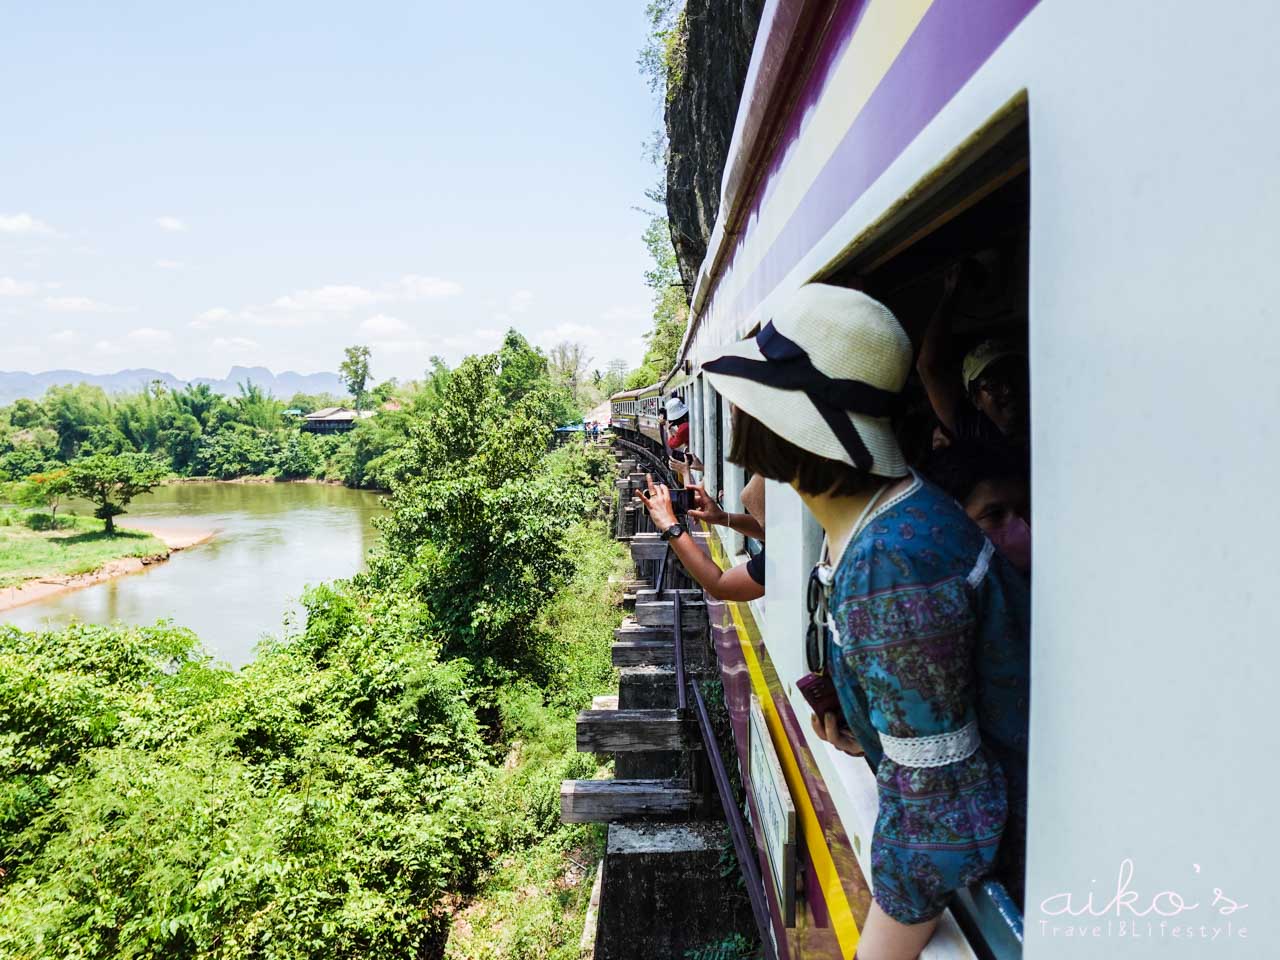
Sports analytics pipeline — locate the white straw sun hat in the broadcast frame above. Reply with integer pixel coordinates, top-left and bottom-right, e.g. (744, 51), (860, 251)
(665, 395), (688, 420)
(702, 283), (911, 479)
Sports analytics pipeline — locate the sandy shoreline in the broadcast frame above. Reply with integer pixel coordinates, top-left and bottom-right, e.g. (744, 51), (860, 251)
(0, 524), (215, 615)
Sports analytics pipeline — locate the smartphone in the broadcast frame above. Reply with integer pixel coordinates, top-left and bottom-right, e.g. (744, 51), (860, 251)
(796, 672), (843, 721)
(668, 488), (694, 513)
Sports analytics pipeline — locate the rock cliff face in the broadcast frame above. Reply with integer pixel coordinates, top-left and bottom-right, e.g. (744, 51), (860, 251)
(664, 0), (765, 295)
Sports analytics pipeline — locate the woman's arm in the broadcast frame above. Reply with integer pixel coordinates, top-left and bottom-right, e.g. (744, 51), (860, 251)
(916, 265), (963, 436)
(686, 483), (766, 541)
(639, 476), (765, 602)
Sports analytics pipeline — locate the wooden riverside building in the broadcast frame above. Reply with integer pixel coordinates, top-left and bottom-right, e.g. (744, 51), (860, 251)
(300, 407), (373, 434)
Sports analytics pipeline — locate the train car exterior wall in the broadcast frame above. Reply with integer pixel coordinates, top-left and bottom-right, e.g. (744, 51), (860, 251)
(675, 1), (1279, 959)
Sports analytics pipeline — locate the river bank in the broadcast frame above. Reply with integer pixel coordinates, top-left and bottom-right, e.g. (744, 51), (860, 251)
(1, 482), (382, 665)
(0, 522), (214, 615)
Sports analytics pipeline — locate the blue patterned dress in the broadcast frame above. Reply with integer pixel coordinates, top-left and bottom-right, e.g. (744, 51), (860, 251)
(827, 475), (1030, 924)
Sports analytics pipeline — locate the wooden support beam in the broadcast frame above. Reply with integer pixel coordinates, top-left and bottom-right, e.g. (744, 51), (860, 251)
(634, 588), (703, 605)
(612, 640), (674, 667)
(630, 535), (669, 562)
(560, 779), (696, 824)
(614, 619), (672, 642)
(635, 600), (708, 628)
(576, 709), (700, 753)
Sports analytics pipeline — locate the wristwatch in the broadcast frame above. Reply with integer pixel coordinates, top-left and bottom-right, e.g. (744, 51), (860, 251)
(660, 522), (686, 542)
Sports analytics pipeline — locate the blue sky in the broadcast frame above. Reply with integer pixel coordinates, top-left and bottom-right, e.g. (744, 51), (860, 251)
(0, 1), (662, 382)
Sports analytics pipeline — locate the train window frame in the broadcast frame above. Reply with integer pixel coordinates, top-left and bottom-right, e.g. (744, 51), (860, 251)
(813, 95), (1031, 960)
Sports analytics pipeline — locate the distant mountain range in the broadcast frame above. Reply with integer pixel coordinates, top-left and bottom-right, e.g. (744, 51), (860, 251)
(0, 366), (348, 406)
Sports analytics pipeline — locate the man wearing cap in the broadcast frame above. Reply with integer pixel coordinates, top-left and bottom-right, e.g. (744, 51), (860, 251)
(917, 266), (1028, 451)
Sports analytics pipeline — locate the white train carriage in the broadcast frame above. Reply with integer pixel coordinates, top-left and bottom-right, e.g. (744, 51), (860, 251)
(668, 1), (1277, 958)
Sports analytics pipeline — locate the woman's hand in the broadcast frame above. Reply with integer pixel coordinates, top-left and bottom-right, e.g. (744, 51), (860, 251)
(810, 711), (864, 757)
(686, 483), (727, 526)
(639, 473), (678, 530)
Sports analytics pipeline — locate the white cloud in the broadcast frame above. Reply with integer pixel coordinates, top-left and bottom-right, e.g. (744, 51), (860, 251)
(127, 327), (173, 345)
(534, 321), (599, 345)
(399, 274), (463, 300)
(509, 290), (534, 313)
(273, 284), (379, 312)
(154, 259), (183, 270)
(0, 276), (36, 296)
(242, 308), (308, 329)
(44, 295), (129, 313)
(600, 304), (648, 325)
(50, 329), (79, 344)
(155, 216), (187, 232)
(360, 313), (412, 337)
(212, 336), (259, 351)
(191, 306), (233, 328)
(0, 213), (55, 236)
(475, 328), (503, 344)
(93, 339), (122, 355)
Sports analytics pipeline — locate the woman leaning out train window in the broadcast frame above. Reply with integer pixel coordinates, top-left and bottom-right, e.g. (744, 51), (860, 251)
(702, 284), (1030, 960)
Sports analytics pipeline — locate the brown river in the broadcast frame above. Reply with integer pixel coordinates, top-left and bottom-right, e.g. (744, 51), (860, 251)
(1, 482), (383, 667)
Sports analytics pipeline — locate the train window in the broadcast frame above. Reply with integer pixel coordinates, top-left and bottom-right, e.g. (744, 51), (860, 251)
(713, 389), (725, 500)
(822, 98), (1031, 956)
(742, 469), (763, 560)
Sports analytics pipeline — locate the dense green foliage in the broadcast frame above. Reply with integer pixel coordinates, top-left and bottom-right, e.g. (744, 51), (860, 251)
(625, 215), (690, 389)
(0, 332), (586, 491)
(0, 332), (625, 959)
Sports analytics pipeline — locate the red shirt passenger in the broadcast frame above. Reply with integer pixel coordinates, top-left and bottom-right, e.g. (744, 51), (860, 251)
(667, 419), (689, 450)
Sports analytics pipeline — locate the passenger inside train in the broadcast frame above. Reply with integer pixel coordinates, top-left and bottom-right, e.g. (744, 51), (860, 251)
(925, 440), (1031, 575)
(916, 265), (1029, 457)
(663, 394), (703, 481)
(702, 283), (1031, 960)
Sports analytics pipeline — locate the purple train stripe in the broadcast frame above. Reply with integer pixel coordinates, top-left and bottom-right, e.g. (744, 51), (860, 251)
(719, 0), (1041, 328)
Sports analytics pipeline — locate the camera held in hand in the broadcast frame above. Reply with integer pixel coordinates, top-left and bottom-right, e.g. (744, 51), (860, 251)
(639, 486), (695, 514)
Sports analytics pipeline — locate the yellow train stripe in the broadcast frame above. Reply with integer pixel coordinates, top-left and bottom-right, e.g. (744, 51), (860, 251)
(701, 528), (860, 958)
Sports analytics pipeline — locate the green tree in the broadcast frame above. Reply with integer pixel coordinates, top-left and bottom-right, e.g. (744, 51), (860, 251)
(19, 468), (73, 522)
(65, 452), (168, 534)
(173, 383), (226, 430)
(44, 384), (114, 460)
(340, 345), (373, 410)
(231, 381), (284, 430)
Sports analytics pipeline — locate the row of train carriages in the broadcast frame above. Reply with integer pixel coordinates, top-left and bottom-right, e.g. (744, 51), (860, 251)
(605, 1), (1273, 959)
(608, 384), (663, 451)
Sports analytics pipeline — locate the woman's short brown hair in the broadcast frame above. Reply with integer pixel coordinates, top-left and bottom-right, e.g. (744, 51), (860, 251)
(728, 407), (880, 497)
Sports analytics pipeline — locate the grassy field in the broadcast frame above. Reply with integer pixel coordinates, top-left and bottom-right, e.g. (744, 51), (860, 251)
(0, 509), (167, 587)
